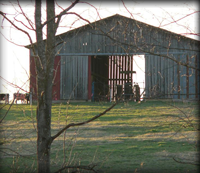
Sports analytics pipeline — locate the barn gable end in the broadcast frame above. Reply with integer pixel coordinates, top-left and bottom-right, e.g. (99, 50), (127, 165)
(27, 14), (200, 101)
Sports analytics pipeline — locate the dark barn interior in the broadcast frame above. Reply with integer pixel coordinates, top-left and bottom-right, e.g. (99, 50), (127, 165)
(91, 56), (109, 101)
(91, 55), (138, 101)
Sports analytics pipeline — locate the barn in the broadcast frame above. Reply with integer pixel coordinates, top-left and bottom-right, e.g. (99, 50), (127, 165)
(27, 14), (200, 101)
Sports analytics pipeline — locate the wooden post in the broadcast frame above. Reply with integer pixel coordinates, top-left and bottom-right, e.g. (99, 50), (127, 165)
(30, 92), (32, 106)
(177, 56), (180, 99)
(186, 55), (189, 99)
(88, 56), (92, 100)
(195, 55), (198, 99)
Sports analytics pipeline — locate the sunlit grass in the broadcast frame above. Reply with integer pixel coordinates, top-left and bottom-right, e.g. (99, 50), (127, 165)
(0, 101), (199, 173)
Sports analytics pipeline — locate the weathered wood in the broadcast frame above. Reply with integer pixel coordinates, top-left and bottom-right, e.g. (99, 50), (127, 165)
(61, 56), (88, 100)
(119, 71), (136, 73)
(29, 14), (199, 100)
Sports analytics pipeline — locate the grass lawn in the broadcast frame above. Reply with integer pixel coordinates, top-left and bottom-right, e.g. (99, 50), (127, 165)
(0, 101), (199, 173)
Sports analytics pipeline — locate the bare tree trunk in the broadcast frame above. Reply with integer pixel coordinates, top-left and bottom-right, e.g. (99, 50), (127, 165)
(35, 0), (55, 172)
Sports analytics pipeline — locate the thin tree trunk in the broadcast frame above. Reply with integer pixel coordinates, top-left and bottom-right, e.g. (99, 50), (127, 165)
(36, 87), (51, 173)
(35, 0), (55, 172)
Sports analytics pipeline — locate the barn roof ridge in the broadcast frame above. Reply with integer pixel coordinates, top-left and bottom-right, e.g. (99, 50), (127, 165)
(25, 13), (199, 49)
(55, 13), (199, 42)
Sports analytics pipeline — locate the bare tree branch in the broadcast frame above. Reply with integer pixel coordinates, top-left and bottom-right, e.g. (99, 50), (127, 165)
(0, 98), (15, 124)
(0, 30), (28, 47)
(0, 76), (29, 93)
(0, 10), (38, 63)
(40, 0), (80, 32)
(50, 102), (117, 142)
(173, 157), (200, 166)
(160, 10), (200, 28)
(0, 11), (33, 45)
(0, 147), (35, 158)
(160, 8), (195, 34)
(54, 164), (98, 173)
(17, 0), (35, 31)
(80, 1), (102, 20)
(66, 12), (91, 24)
(121, 0), (135, 19)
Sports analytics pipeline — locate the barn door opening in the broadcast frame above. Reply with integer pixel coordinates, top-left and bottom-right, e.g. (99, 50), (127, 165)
(91, 56), (109, 101)
(132, 55), (145, 100)
(108, 55), (145, 101)
(90, 55), (145, 102)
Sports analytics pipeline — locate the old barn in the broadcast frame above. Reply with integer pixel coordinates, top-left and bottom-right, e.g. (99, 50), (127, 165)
(27, 14), (200, 101)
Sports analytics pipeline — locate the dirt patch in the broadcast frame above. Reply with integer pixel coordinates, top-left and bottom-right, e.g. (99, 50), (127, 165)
(133, 131), (198, 143)
(153, 150), (199, 164)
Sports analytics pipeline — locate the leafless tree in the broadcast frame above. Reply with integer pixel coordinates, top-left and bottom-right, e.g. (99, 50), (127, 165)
(0, 1), (117, 172)
(0, 1), (199, 172)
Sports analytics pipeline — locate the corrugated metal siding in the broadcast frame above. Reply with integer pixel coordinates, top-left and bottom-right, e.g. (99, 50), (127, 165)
(60, 56), (88, 100)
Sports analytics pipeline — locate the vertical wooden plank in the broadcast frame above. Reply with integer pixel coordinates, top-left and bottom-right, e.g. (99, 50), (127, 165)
(78, 56), (82, 99)
(145, 55), (149, 98)
(109, 56), (111, 87)
(68, 56), (72, 99)
(116, 56), (119, 85)
(130, 56), (133, 85)
(197, 53), (200, 100)
(195, 55), (200, 99)
(146, 55), (151, 98)
(110, 56), (113, 100)
(130, 56), (132, 82)
(77, 56), (80, 98)
(110, 29), (113, 54)
(180, 55), (187, 99)
(88, 56), (91, 100)
(161, 56), (165, 98)
(188, 54), (195, 99)
(75, 56), (78, 99)
(116, 56), (118, 85)
(167, 58), (170, 98)
(60, 56), (63, 99)
(83, 56), (88, 99)
(154, 55), (157, 96)
(157, 55), (161, 96)
(64, 56), (68, 99)
(105, 31), (108, 53)
(195, 54), (198, 99)
(147, 55), (151, 97)
(172, 55), (178, 99)
(186, 55), (189, 99)
(148, 55), (152, 97)
(125, 55), (127, 83)
(113, 56), (115, 99)
(64, 56), (67, 99)
(170, 58), (174, 98)
(164, 57), (168, 98)
(177, 55), (180, 99)
(122, 55), (124, 86)
(65, 56), (70, 99)
(121, 56), (124, 87)
(152, 55), (154, 97)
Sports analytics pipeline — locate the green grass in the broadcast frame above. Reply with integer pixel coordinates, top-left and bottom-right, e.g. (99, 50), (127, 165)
(0, 101), (199, 173)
